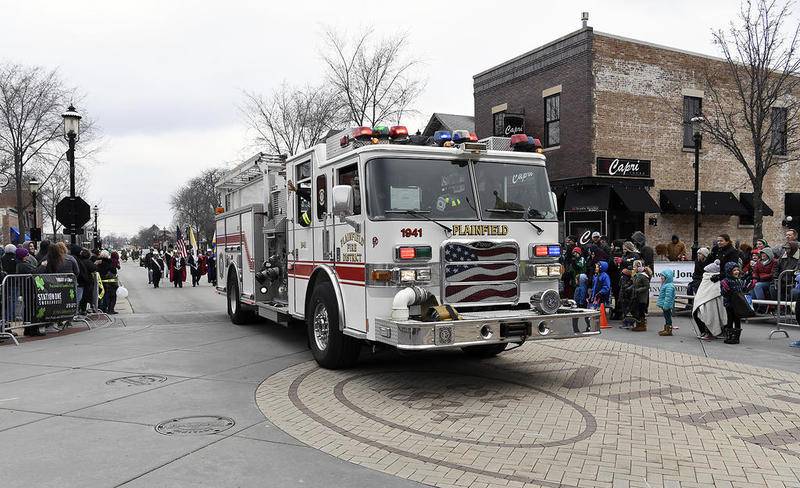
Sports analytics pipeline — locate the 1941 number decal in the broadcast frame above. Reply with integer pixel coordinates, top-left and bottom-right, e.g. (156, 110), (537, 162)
(401, 228), (423, 238)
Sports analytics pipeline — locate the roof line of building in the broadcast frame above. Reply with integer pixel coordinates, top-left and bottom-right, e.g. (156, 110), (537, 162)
(592, 30), (725, 64)
(472, 27), (591, 80)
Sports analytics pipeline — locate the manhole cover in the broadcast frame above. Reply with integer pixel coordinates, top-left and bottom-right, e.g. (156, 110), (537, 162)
(155, 416), (235, 436)
(106, 375), (168, 386)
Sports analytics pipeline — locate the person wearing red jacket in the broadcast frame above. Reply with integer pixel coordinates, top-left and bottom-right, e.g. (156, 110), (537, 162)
(751, 247), (776, 306)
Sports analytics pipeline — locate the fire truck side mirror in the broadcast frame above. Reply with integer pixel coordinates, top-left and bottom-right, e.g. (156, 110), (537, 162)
(332, 185), (354, 217)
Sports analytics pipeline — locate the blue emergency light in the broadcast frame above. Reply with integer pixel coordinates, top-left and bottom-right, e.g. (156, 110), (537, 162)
(548, 245), (561, 257)
(452, 130), (471, 143)
(433, 130), (452, 145)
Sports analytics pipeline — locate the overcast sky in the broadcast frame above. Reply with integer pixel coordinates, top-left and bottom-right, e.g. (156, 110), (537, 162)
(0, 0), (752, 236)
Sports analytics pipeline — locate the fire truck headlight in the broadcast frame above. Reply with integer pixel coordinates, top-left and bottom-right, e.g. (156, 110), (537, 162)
(548, 265), (561, 277)
(399, 269), (417, 282)
(535, 265), (549, 277)
(415, 268), (431, 281)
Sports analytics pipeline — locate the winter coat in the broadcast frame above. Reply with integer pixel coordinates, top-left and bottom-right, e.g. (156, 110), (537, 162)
(197, 254), (208, 275)
(171, 256), (186, 283)
(570, 256), (586, 281)
(666, 241), (687, 261)
(1, 253), (17, 275)
(574, 273), (589, 308)
(149, 256), (164, 279)
(97, 258), (119, 290)
(632, 270), (651, 305)
(590, 261), (612, 304)
(15, 256), (37, 274)
(720, 262), (752, 308)
(631, 231), (654, 270)
(717, 244), (741, 273)
(773, 242), (799, 288)
(752, 248), (776, 283)
(690, 258), (707, 290)
(656, 268), (676, 310)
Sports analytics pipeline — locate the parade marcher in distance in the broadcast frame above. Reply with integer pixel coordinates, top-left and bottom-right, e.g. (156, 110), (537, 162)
(656, 268), (676, 336)
(206, 250), (217, 287)
(197, 251), (208, 284)
(187, 251), (200, 287)
(171, 252), (186, 288)
(149, 251), (164, 288)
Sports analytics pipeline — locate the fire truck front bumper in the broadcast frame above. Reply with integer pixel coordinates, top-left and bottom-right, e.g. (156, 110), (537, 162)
(372, 308), (600, 350)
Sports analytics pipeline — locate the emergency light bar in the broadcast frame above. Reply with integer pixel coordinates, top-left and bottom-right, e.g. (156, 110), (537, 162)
(510, 134), (544, 153)
(433, 131), (452, 146)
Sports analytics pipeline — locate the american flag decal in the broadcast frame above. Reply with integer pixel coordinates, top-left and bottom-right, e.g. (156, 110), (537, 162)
(443, 242), (518, 262)
(442, 240), (519, 306)
(445, 263), (518, 283)
(445, 283), (518, 304)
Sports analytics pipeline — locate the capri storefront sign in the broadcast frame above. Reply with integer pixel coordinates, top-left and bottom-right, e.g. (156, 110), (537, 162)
(596, 157), (651, 178)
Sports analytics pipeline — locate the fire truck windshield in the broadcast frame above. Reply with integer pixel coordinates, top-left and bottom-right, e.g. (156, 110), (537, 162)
(366, 158), (478, 220)
(473, 162), (556, 221)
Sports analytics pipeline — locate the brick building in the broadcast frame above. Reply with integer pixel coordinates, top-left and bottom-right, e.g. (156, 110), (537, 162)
(0, 187), (41, 244)
(473, 21), (800, 249)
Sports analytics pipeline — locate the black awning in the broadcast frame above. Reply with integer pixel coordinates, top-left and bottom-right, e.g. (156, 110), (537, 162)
(563, 186), (610, 211)
(786, 193), (800, 215)
(613, 187), (660, 213)
(739, 193), (774, 216)
(660, 190), (749, 216)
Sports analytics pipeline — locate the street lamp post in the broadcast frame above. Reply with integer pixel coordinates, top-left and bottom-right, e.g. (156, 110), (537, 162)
(61, 104), (82, 244)
(28, 177), (41, 247)
(93, 205), (99, 250)
(691, 116), (704, 260)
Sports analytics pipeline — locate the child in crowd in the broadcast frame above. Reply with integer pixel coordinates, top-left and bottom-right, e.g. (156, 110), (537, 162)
(720, 262), (753, 344)
(590, 261), (611, 310)
(656, 269), (676, 336)
(631, 260), (651, 332)
(574, 273), (589, 308)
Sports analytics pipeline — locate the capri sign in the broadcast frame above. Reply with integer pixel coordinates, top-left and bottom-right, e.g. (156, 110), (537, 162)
(596, 157), (651, 178)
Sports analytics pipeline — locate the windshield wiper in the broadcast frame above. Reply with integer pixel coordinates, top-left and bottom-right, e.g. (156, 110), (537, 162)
(484, 208), (544, 235)
(385, 210), (452, 236)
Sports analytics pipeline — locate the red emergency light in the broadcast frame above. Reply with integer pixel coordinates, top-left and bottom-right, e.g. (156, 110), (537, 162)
(389, 125), (409, 140)
(469, 132), (478, 142)
(510, 134), (528, 146)
(352, 126), (373, 141)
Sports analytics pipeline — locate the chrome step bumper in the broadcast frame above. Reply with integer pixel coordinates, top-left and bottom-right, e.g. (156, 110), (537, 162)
(373, 308), (600, 350)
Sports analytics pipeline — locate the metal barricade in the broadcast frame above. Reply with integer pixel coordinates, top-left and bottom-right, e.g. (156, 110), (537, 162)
(770, 268), (798, 339)
(71, 272), (113, 328)
(0, 273), (78, 346)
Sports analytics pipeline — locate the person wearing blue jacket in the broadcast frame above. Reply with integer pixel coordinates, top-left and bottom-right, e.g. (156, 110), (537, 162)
(574, 273), (589, 308)
(590, 261), (611, 309)
(656, 268), (676, 336)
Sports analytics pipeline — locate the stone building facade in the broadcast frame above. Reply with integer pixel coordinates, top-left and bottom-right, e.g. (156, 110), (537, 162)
(473, 25), (800, 248)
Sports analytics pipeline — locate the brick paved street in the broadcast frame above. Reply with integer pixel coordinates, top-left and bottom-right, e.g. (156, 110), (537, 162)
(258, 337), (800, 488)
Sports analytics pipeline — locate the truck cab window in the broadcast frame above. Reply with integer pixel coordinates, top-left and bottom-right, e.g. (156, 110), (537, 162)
(296, 162), (312, 227)
(338, 163), (361, 215)
(316, 174), (327, 220)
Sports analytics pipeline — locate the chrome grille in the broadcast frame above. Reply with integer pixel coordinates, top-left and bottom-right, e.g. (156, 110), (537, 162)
(441, 240), (520, 307)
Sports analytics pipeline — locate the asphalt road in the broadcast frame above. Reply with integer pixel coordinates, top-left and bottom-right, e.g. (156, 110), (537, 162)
(0, 262), (427, 488)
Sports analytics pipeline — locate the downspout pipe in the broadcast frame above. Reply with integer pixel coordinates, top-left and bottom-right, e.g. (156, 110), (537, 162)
(391, 286), (431, 321)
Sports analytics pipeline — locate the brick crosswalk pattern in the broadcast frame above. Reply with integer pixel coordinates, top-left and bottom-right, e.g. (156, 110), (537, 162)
(256, 339), (800, 488)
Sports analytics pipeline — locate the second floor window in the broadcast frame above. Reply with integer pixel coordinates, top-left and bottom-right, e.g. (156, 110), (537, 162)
(493, 111), (505, 137)
(771, 107), (787, 156)
(544, 94), (560, 147)
(683, 96), (702, 148)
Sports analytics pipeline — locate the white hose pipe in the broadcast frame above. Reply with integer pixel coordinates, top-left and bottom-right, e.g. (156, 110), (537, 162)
(391, 286), (430, 321)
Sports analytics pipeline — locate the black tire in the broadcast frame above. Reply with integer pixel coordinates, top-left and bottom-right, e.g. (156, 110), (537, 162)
(226, 275), (248, 325)
(307, 282), (360, 369)
(461, 343), (508, 358)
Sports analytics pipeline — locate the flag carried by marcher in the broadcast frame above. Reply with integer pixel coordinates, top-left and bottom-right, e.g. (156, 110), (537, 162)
(175, 225), (187, 258)
(188, 226), (198, 250)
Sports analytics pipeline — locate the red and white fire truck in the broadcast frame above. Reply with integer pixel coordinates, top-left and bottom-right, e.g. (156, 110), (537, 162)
(215, 127), (599, 368)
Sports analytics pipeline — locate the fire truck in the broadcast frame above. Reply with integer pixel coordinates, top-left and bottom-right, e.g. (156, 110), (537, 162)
(215, 126), (600, 369)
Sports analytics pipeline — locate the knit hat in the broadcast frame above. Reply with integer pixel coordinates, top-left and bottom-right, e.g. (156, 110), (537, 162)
(697, 247), (710, 258)
(704, 260), (721, 273)
(4, 244), (16, 253)
(572, 246), (583, 254)
(15, 247), (28, 259)
(99, 250), (110, 259)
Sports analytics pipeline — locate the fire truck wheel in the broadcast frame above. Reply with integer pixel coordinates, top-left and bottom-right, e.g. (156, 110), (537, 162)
(461, 343), (508, 358)
(307, 282), (360, 369)
(227, 276), (249, 325)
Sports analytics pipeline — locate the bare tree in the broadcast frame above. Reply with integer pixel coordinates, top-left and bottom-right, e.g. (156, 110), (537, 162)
(38, 157), (89, 240)
(0, 64), (73, 239)
(131, 224), (165, 249)
(170, 168), (225, 243)
(701, 0), (800, 240)
(322, 27), (425, 127)
(242, 83), (341, 156)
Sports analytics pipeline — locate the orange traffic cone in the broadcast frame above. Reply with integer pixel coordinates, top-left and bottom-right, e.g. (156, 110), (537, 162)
(599, 303), (611, 329)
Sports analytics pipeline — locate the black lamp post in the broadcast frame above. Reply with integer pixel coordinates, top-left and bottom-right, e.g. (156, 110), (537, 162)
(61, 104), (82, 244)
(690, 116), (704, 260)
(28, 177), (41, 246)
(93, 204), (99, 250)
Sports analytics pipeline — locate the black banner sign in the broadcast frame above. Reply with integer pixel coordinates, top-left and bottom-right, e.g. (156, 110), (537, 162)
(502, 114), (525, 136)
(33, 274), (78, 321)
(596, 157), (651, 178)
